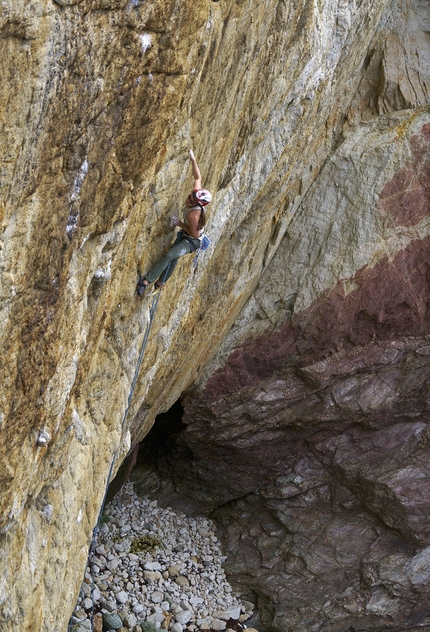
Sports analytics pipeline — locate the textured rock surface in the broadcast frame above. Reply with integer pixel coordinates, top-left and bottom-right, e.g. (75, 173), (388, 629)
(131, 0), (430, 631)
(1, 0), (429, 630)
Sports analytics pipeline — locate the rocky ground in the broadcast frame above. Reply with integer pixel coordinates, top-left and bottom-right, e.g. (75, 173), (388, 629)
(69, 484), (257, 632)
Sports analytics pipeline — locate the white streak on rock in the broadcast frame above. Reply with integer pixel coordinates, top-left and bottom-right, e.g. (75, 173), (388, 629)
(140, 33), (152, 55)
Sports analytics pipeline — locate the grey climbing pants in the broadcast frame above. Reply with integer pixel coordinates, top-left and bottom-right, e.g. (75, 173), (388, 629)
(145, 234), (198, 284)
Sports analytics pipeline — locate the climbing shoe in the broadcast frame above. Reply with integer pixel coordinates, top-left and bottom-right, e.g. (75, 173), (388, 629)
(136, 276), (149, 297)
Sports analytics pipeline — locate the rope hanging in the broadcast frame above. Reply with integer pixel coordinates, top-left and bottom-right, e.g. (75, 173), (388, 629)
(87, 264), (170, 632)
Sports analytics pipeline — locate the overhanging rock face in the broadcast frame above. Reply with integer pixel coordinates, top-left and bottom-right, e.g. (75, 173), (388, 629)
(1, 0), (429, 630)
(131, 0), (430, 629)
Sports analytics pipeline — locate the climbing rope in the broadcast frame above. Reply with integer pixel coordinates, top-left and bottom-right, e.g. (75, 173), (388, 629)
(86, 265), (170, 632)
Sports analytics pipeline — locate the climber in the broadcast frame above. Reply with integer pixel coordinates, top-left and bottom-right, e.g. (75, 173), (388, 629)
(136, 150), (212, 296)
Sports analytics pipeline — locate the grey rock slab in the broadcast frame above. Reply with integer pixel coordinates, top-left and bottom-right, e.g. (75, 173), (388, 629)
(106, 559), (121, 571)
(147, 612), (166, 624)
(215, 606), (241, 620)
(102, 612), (123, 630)
(365, 588), (399, 615)
(80, 582), (91, 596)
(406, 546), (430, 584)
(151, 590), (164, 603)
(115, 591), (128, 604)
(83, 598), (93, 610)
(174, 609), (192, 624)
(124, 612), (137, 628)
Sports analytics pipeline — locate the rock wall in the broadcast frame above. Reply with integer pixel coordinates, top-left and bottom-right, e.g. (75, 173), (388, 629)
(131, 0), (430, 630)
(0, 0), (429, 630)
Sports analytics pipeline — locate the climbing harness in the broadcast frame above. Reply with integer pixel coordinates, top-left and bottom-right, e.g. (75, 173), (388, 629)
(86, 263), (171, 632)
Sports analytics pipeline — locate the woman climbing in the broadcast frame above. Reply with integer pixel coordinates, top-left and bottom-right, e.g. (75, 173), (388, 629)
(136, 150), (212, 296)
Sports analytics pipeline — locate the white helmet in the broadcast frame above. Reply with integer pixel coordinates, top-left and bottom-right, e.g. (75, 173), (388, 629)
(194, 188), (212, 206)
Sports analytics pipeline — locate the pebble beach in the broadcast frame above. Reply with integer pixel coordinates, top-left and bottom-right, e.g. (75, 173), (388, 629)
(69, 483), (256, 632)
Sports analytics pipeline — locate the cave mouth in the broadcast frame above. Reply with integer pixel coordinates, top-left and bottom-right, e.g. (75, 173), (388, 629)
(135, 398), (186, 469)
(106, 398), (186, 502)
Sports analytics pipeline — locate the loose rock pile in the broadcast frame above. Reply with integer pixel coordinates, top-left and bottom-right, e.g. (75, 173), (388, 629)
(69, 483), (256, 632)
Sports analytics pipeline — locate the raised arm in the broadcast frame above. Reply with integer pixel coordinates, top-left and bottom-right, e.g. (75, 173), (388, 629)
(189, 149), (202, 190)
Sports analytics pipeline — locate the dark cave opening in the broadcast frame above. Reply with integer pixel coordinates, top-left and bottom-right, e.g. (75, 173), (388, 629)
(135, 398), (186, 469)
(106, 398), (185, 502)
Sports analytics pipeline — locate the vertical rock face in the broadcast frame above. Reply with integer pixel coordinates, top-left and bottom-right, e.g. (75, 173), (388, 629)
(0, 0), (429, 631)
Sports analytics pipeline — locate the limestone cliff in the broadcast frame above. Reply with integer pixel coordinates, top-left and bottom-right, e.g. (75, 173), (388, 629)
(0, 0), (429, 630)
